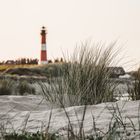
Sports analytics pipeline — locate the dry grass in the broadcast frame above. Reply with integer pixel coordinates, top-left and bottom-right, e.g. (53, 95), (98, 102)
(0, 64), (38, 72)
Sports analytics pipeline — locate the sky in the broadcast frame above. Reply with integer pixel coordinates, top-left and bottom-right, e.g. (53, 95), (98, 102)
(0, 0), (140, 70)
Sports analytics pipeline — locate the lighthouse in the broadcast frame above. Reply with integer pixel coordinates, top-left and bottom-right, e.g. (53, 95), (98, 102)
(40, 26), (47, 64)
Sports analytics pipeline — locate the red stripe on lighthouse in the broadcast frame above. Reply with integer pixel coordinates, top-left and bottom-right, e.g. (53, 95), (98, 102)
(41, 36), (46, 44)
(41, 50), (47, 61)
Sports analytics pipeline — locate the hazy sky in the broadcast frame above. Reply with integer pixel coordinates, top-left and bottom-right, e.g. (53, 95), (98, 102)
(0, 0), (140, 70)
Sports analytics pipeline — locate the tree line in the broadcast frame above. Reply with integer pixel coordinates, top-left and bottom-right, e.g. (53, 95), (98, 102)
(0, 57), (64, 65)
(0, 58), (39, 65)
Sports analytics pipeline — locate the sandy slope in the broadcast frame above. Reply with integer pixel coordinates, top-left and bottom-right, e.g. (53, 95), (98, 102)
(0, 95), (140, 139)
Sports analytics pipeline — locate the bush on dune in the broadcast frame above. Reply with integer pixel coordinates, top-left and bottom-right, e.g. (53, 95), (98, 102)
(17, 81), (36, 95)
(0, 79), (36, 95)
(127, 69), (140, 100)
(0, 79), (14, 95)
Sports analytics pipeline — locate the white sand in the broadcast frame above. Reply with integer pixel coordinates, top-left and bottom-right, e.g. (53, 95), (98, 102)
(0, 95), (140, 139)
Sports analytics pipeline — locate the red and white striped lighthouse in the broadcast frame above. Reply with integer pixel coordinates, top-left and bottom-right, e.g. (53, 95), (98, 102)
(40, 26), (47, 64)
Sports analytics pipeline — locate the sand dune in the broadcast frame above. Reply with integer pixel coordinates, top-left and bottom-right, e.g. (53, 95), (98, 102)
(0, 95), (140, 139)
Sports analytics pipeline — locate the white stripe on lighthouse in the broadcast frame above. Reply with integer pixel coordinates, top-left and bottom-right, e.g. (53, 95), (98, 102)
(41, 44), (46, 51)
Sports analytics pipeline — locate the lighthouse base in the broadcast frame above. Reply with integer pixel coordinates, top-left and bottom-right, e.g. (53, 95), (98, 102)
(40, 61), (48, 65)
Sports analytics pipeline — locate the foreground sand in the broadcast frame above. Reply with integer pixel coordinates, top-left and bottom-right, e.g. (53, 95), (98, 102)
(0, 95), (140, 139)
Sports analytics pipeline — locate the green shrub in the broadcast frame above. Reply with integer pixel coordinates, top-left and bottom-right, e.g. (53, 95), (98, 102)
(127, 69), (140, 100)
(3, 131), (58, 140)
(0, 79), (14, 95)
(43, 64), (63, 77)
(17, 81), (36, 95)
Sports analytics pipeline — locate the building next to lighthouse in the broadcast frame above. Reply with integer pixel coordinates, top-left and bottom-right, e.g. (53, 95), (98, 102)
(40, 26), (47, 64)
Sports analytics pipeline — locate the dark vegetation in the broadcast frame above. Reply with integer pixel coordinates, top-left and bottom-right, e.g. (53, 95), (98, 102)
(0, 79), (14, 95)
(3, 131), (58, 140)
(0, 64), (61, 78)
(127, 69), (140, 100)
(17, 81), (36, 95)
(0, 79), (36, 95)
(4, 67), (45, 76)
(3, 63), (125, 78)
(0, 58), (39, 65)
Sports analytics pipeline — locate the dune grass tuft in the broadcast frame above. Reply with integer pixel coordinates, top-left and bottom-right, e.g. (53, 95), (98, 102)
(39, 41), (120, 106)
